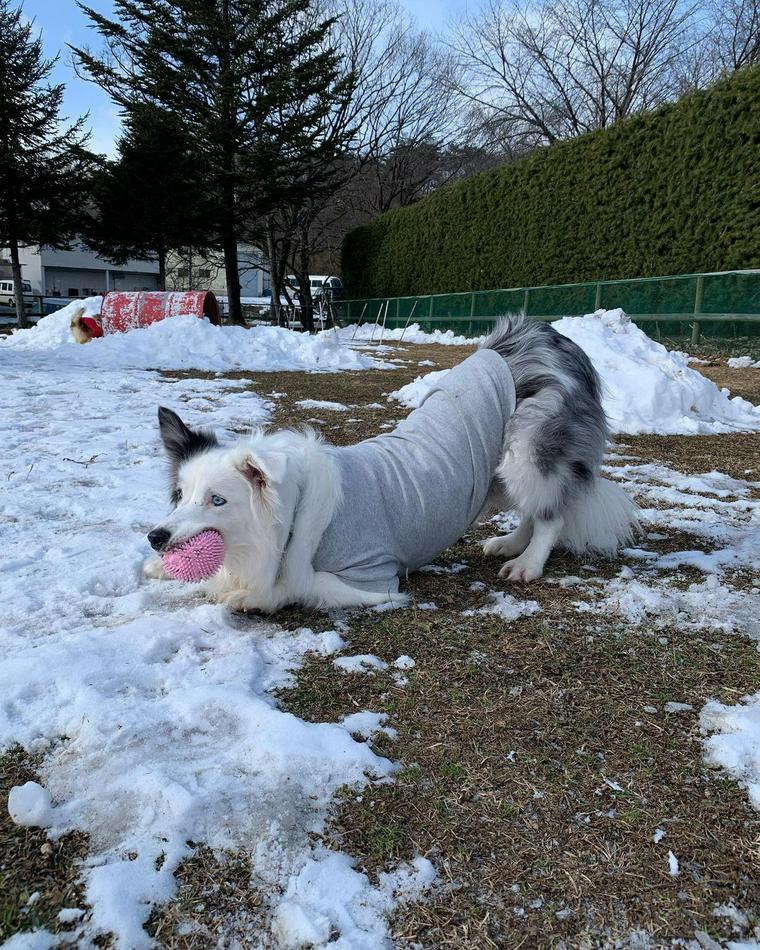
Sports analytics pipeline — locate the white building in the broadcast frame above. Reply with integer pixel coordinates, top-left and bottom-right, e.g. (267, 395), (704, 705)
(166, 246), (269, 299)
(6, 244), (161, 297)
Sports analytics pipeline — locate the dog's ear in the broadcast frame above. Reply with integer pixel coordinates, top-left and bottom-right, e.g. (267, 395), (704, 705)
(237, 452), (287, 490)
(158, 406), (218, 463)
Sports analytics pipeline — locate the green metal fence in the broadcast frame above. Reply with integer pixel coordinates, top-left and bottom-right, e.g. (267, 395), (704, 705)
(335, 270), (760, 343)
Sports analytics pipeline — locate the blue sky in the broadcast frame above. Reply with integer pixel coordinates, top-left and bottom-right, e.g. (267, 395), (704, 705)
(22, 0), (470, 157)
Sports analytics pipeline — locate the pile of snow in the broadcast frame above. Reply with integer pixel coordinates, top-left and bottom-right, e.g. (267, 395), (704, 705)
(0, 331), (431, 947)
(728, 356), (760, 369)
(389, 310), (760, 434)
(336, 322), (474, 346)
(701, 697), (760, 810)
(463, 591), (542, 620)
(1, 297), (389, 373)
(389, 369), (450, 408)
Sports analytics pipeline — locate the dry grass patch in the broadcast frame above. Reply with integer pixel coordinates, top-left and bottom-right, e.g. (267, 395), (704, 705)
(279, 566), (760, 948)
(0, 748), (92, 944)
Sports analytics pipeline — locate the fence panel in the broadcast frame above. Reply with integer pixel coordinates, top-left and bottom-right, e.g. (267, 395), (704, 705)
(335, 270), (760, 341)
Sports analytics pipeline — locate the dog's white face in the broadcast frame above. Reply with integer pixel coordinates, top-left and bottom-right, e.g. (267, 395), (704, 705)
(147, 408), (289, 584)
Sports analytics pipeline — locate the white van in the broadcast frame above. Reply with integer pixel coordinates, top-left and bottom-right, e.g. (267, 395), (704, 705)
(0, 279), (39, 308)
(286, 275), (344, 300)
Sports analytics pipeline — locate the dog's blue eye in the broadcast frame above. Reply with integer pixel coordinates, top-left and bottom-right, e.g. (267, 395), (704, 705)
(211, 494), (226, 507)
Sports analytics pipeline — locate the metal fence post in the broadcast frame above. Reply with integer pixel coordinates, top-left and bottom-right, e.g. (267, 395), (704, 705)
(594, 284), (602, 310)
(523, 289), (530, 315)
(692, 276), (704, 345)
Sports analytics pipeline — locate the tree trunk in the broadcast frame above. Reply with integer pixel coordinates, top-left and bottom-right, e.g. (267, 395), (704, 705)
(296, 228), (315, 332)
(158, 248), (166, 291)
(267, 221), (280, 326)
(9, 235), (28, 330)
(223, 229), (244, 326)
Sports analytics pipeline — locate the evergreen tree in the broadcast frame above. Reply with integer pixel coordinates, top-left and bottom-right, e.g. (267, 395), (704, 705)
(0, 1), (96, 327)
(74, 0), (350, 326)
(85, 105), (214, 290)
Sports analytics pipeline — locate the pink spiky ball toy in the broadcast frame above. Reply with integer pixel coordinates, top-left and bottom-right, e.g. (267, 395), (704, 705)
(162, 530), (225, 582)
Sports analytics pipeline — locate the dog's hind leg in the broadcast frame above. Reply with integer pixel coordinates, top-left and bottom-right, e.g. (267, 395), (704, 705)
(498, 514), (564, 582)
(310, 571), (407, 609)
(482, 517), (533, 559)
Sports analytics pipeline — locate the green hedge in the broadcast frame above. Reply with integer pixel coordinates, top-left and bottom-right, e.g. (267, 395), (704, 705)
(342, 67), (760, 298)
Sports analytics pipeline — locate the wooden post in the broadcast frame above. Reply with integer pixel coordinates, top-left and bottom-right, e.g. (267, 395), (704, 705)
(691, 276), (704, 345)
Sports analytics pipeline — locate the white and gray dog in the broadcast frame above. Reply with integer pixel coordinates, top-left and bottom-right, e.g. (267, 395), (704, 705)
(144, 317), (638, 611)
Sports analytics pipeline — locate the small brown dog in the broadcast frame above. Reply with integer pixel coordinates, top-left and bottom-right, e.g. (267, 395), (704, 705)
(70, 306), (104, 344)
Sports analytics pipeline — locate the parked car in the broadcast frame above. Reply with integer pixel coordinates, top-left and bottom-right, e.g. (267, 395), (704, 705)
(0, 279), (41, 314)
(286, 275), (344, 301)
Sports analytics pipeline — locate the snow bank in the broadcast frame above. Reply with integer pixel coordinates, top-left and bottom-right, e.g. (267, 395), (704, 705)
(1, 297), (389, 373)
(554, 309), (760, 433)
(335, 322), (474, 345)
(389, 310), (760, 434)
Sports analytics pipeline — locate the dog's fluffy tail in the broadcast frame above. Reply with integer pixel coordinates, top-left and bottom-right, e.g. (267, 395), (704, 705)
(561, 476), (639, 555)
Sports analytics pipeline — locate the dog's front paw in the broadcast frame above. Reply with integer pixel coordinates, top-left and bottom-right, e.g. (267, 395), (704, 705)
(498, 556), (543, 583)
(143, 555), (169, 580)
(218, 588), (275, 614)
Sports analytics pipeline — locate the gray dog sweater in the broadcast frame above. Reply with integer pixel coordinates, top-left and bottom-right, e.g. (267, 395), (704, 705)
(313, 348), (516, 595)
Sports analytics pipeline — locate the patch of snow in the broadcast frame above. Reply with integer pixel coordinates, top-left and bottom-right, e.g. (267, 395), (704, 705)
(273, 849), (436, 950)
(0, 931), (61, 950)
(419, 561), (468, 574)
(728, 356), (760, 369)
(342, 711), (397, 740)
(296, 399), (350, 411)
(333, 654), (389, 673)
(463, 591), (542, 621)
(393, 656), (416, 670)
(388, 369), (451, 408)
(7, 782), (53, 828)
(701, 696), (760, 810)
(337, 322), (474, 346)
(668, 850), (680, 876)
(653, 828), (666, 844)
(586, 576), (759, 639)
(664, 702), (694, 714)
(714, 903), (750, 930)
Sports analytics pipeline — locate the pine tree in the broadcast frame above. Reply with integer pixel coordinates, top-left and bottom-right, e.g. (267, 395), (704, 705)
(0, 1), (96, 327)
(74, 0), (350, 326)
(85, 105), (214, 290)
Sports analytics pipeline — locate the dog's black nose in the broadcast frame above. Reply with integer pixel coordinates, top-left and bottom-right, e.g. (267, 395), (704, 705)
(148, 527), (172, 551)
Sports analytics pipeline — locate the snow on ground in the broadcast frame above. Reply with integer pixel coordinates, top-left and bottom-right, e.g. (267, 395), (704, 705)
(296, 399), (350, 411)
(728, 356), (760, 369)
(701, 697), (760, 810)
(389, 310), (760, 434)
(336, 322), (473, 345)
(0, 305), (431, 948)
(1, 297), (390, 373)
(462, 591), (542, 620)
